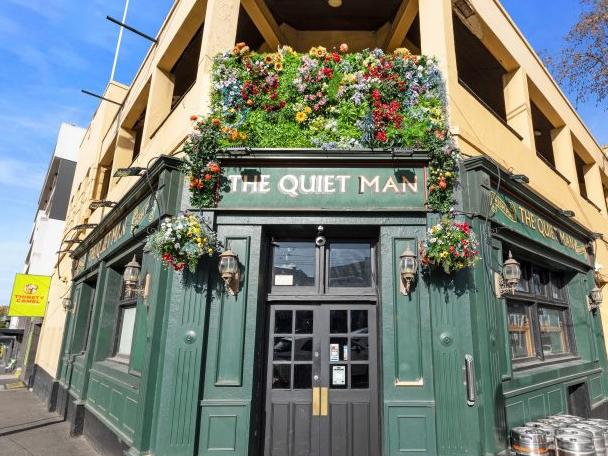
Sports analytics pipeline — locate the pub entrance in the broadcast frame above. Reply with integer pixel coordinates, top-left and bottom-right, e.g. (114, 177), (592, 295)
(263, 234), (380, 456)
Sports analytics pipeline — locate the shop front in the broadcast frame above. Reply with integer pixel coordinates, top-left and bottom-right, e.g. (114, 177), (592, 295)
(53, 152), (608, 456)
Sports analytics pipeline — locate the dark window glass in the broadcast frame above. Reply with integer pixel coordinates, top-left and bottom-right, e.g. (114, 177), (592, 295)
(351, 364), (369, 389)
(328, 243), (372, 288)
(532, 267), (548, 296)
(274, 310), (292, 334)
(272, 364), (290, 389)
(549, 273), (565, 301)
(350, 338), (369, 361)
(293, 364), (312, 389)
(515, 262), (530, 293)
(294, 338), (313, 361)
(131, 110), (146, 162)
(507, 301), (534, 360)
(330, 310), (348, 334)
(272, 242), (316, 287)
(351, 310), (368, 334)
(273, 337), (292, 361)
(538, 307), (569, 356)
(171, 27), (202, 109)
(295, 310), (313, 334)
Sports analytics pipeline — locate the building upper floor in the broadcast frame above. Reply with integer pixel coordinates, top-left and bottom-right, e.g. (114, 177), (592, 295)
(63, 0), (608, 244)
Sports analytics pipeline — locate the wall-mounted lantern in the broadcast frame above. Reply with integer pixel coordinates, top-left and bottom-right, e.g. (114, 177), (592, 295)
(62, 297), (73, 312)
(399, 247), (418, 296)
(218, 250), (241, 296)
(588, 286), (603, 311)
(122, 255), (150, 299)
(494, 251), (522, 298)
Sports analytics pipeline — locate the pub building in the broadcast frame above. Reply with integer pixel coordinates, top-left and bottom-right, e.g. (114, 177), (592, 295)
(52, 150), (608, 456)
(34, 0), (608, 455)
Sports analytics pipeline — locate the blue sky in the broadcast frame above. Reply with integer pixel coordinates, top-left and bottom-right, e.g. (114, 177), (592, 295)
(0, 0), (606, 304)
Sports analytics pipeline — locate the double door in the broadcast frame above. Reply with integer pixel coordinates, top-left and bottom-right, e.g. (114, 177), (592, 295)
(264, 304), (379, 456)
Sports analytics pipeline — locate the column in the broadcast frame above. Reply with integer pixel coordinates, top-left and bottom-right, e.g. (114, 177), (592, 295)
(551, 126), (580, 194)
(503, 68), (535, 150)
(584, 163), (608, 215)
(196, 0), (241, 115)
(418, 0), (458, 91)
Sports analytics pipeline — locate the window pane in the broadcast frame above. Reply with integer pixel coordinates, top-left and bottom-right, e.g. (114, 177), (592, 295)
(549, 273), (565, 301)
(273, 337), (292, 361)
(532, 267), (548, 296)
(295, 310), (313, 334)
(507, 302), (534, 360)
(538, 307), (569, 356)
(330, 337), (348, 361)
(351, 364), (369, 389)
(330, 310), (348, 333)
(330, 365), (348, 389)
(328, 243), (372, 288)
(293, 364), (312, 389)
(350, 337), (369, 361)
(351, 310), (368, 334)
(272, 242), (316, 287)
(117, 306), (136, 357)
(294, 338), (313, 361)
(272, 364), (290, 389)
(274, 310), (292, 334)
(515, 262), (530, 293)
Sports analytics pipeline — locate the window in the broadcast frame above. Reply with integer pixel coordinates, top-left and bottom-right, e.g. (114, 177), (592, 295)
(574, 153), (588, 199)
(270, 238), (376, 295)
(113, 259), (140, 360)
(506, 256), (575, 365)
(131, 110), (146, 163)
(531, 102), (556, 168)
(170, 27), (202, 109)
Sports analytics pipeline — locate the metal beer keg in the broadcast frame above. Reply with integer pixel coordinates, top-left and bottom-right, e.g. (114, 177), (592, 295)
(511, 427), (549, 456)
(555, 435), (596, 456)
(581, 421), (608, 456)
(571, 424), (606, 455)
(526, 422), (557, 455)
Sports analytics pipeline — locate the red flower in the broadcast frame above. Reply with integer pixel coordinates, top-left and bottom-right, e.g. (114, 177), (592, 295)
(331, 52), (341, 63)
(190, 115), (198, 121)
(375, 130), (387, 142)
(449, 246), (455, 253)
(208, 162), (221, 174)
(279, 100), (286, 108)
(372, 89), (381, 101)
(211, 118), (221, 126)
(438, 177), (447, 190)
(204, 174), (212, 181)
(339, 43), (349, 53)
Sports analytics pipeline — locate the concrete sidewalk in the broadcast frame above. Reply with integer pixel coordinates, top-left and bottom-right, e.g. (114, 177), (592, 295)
(0, 389), (99, 456)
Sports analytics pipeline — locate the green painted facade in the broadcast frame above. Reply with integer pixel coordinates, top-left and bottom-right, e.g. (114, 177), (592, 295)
(56, 153), (608, 456)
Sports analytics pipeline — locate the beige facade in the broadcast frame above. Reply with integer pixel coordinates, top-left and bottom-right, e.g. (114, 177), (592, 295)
(36, 0), (608, 373)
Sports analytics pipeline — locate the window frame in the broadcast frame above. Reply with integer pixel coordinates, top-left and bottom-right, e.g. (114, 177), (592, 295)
(268, 238), (377, 298)
(506, 259), (577, 369)
(112, 297), (138, 363)
(169, 26), (203, 110)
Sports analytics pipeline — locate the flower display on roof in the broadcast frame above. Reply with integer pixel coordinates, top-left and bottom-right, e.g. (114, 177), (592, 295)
(182, 43), (460, 213)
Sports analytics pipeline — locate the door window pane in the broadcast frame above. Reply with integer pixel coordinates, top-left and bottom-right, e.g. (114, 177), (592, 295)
(330, 365), (348, 389)
(351, 364), (369, 389)
(293, 364), (312, 389)
(328, 243), (372, 287)
(330, 338), (348, 361)
(350, 338), (369, 361)
(274, 310), (292, 333)
(351, 310), (368, 334)
(507, 302), (534, 360)
(116, 306), (136, 357)
(272, 242), (316, 287)
(273, 337), (292, 361)
(272, 364), (290, 389)
(295, 310), (313, 334)
(538, 307), (569, 355)
(330, 310), (348, 333)
(294, 338), (313, 361)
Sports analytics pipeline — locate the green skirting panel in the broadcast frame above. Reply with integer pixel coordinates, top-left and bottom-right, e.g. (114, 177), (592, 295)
(505, 386), (567, 429)
(199, 402), (251, 456)
(385, 404), (437, 456)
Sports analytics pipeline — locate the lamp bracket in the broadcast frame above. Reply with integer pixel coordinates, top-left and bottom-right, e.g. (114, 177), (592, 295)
(494, 272), (516, 298)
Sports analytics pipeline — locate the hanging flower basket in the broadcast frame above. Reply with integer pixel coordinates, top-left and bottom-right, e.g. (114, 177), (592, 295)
(420, 218), (480, 274)
(145, 213), (222, 272)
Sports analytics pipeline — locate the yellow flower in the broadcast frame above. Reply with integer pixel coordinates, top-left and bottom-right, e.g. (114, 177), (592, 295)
(264, 54), (274, 64)
(274, 62), (283, 71)
(393, 48), (413, 58)
(315, 46), (327, 58)
(295, 111), (307, 123)
(239, 132), (248, 141)
(208, 248), (214, 254)
(304, 106), (312, 114)
(309, 47), (318, 57)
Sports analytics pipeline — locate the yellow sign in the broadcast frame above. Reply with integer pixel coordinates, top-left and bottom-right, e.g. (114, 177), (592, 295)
(8, 274), (51, 317)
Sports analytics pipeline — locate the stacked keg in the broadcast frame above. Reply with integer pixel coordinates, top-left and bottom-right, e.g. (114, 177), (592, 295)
(510, 415), (608, 456)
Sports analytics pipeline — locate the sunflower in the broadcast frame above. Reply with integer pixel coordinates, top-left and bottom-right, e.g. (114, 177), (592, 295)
(274, 62), (283, 71)
(295, 111), (307, 123)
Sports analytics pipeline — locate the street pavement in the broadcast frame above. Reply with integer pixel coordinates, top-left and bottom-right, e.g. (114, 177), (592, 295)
(0, 389), (99, 456)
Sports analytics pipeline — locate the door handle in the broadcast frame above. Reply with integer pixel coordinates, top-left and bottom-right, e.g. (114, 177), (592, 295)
(312, 387), (320, 416)
(464, 354), (476, 406)
(320, 387), (328, 416)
